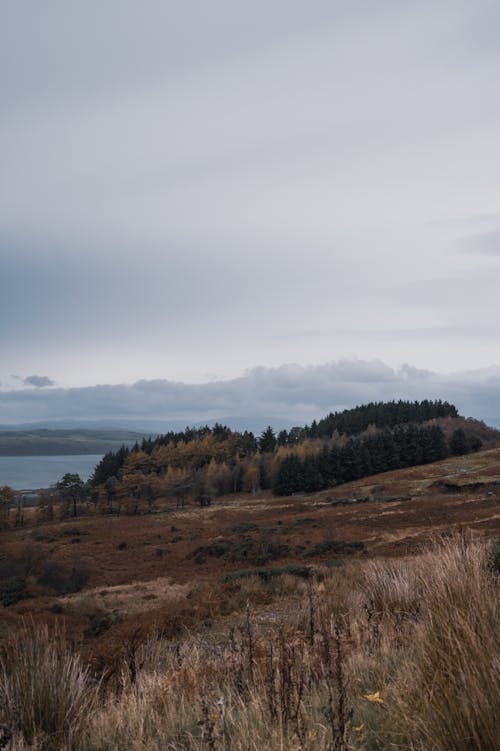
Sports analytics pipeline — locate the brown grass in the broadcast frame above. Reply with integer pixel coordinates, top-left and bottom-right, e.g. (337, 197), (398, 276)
(0, 536), (498, 750)
(0, 623), (98, 750)
(1, 449), (500, 749)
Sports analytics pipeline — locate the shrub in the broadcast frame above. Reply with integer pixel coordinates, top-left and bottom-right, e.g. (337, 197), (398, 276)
(58, 528), (88, 537)
(37, 561), (89, 595)
(223, 564), (312, 583)
(0, 576), (27, 606)
(226, 538), (290, 565)
(231, 522), (259, 534)
(84, 615), (115, 639)
(30, 530), (55, 543)
(304, 540), (365, 558)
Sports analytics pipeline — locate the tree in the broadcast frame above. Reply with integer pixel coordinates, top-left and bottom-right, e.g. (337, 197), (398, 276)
(277, 429), (289, 446)
(104, 476), (120, 514)
(90, 445), (130, 486)
(0, 485), (13, 529)
(242, 457), (260, 494)
(274, 454), (304, 496)
(56, 473), (84, 517)
(258, 426), (277, 453)
(288, 426), (306, 445)
(450, 428), (469, 456)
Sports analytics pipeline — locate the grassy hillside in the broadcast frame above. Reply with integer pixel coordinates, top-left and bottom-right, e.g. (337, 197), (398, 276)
(0, 440), (499, 749)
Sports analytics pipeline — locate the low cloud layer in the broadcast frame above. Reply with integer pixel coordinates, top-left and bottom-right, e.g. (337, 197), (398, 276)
(1, 360), (499, 431)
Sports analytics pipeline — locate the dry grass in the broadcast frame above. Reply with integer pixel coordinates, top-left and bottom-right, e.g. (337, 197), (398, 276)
(1, 535), (498, 750)
(0, 623), (98, 750)
(389, 537), (500, 750)
(60, 577), (190, 618)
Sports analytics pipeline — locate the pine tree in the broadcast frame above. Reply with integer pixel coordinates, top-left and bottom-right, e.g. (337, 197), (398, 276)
(258, 426), (277, 453)
(450, 428), (469, 456)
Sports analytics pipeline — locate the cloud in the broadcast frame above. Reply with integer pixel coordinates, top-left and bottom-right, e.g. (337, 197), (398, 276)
(1, 359), (500, 430)
(22, 375), (55, 388)
(458, 229), (500, 256)
(2, 3), (500, 387)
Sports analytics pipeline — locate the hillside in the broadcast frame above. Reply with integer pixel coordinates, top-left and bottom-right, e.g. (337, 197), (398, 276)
(0, 428), (146, 456)
(88, 401), (500, 502)
(0, 443), (499, 750)
(1, 445), (499, 636)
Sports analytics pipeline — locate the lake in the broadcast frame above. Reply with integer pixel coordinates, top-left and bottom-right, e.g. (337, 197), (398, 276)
(0, 455), (104, 490)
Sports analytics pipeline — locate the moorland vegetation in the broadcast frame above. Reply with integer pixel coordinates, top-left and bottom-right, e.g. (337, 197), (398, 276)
(0, 400), (499, 750)
(0, 535), (498, 750)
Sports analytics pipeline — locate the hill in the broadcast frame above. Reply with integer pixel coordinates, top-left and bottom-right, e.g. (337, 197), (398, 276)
(0, 428), (147, 456)
(1, 444), (499, 634)
(88, 400), (500, 501)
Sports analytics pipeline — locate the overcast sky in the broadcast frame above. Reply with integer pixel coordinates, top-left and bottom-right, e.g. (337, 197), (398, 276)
(1, 2), (500, 425)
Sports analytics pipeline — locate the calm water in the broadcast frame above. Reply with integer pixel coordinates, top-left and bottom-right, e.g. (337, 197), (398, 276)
(0, 455), (103, 490)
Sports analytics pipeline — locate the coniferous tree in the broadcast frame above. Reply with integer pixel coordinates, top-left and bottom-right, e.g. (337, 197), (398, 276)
(274, 454), (304, 496)
(258, 426), (277, 453)
(450, 428), (469, 456)
(277, 429), (289, 446)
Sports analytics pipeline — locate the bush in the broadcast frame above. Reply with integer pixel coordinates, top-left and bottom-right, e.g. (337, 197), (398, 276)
(223, 564), (312, 583)
(37, 561), (89, 595)
(226, 538), (290, 566)
(30, 530), (56, 543)
(231, 522), (259, 534)
(0, 576), (27, 606)
(84, 614), (116, 638)
(58, 528), (88, 537)
(304, 540), (365, 558)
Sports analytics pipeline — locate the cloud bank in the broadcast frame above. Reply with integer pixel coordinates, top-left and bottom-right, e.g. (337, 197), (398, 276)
(1, 360), (499, 431)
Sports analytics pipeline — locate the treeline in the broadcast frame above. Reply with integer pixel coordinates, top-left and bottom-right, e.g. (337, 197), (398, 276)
(70, 401), (484, 513)
(274, 423), (449, 495)
(305, 399), (458, 439)
(90, 400), (459, 487)
(90, 426), (258, 486)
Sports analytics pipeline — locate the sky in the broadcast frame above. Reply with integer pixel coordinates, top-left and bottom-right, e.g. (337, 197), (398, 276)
(1, 1), (500, 427)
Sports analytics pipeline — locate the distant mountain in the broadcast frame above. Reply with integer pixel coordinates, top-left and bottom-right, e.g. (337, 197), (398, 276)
(0, 416), (295, 436)
(0, 428), (147, 456)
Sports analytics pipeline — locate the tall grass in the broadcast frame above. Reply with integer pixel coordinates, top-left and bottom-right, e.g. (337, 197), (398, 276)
(1, 536), (498, 750)
(0, 624), (98, 750)
(390, 537), (500, 750)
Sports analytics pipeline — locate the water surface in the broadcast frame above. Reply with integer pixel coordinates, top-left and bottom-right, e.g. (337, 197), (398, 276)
(0, 455), (103, 490)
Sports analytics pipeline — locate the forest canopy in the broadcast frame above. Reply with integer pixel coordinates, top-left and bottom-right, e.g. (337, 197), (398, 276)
(81, 400), (482, 512)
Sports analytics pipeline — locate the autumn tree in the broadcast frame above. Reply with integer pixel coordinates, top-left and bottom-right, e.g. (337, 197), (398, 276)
(242, 456), (260, 494)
